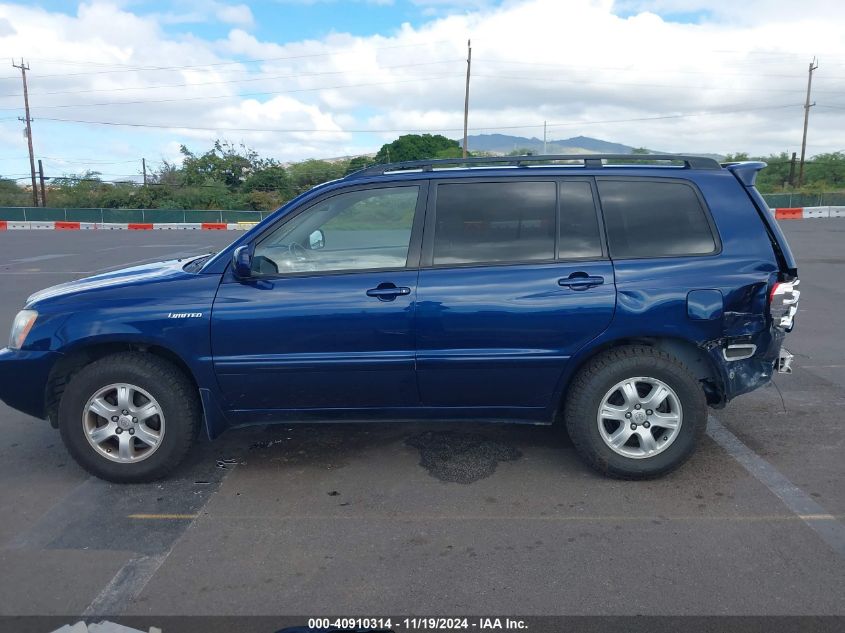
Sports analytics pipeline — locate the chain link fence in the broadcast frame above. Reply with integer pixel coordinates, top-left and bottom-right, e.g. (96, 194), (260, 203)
(0, 207), (269, 223)
(761, 192), (845, 208)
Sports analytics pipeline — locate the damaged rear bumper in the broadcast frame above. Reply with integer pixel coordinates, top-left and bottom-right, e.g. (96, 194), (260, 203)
(777, 347), (794, 374)
(706, 329), (788, 405)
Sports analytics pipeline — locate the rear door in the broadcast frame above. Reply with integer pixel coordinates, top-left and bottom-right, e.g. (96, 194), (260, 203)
(211, 183), (426, 418)
(414, 177), (616, 413)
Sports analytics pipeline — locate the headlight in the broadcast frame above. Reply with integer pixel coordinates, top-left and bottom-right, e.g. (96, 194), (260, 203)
(9, 310), (37, 350)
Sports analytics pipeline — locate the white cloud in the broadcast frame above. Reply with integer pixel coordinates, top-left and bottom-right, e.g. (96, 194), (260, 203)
(0, 0), (843, 179)
(214, 3), (254, 27)
(615, 0), (845, 25)
(273, 0), (395, 5)
(154, 2), (254, 28)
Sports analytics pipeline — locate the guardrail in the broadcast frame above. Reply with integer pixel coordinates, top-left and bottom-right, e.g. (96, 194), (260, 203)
(0, 220), (257, 231)
(772, 206), (845, 219)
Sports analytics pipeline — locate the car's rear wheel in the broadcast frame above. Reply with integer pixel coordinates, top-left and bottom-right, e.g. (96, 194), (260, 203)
(58, 352), (200, 483)
(564, 345), (707, 479)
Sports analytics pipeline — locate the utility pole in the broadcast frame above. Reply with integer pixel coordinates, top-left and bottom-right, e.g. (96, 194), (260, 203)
(38, 159), (46, 207)
(788, 151), (797, 187)
(142, 158), (147, 186)
(543, 121), (547, 155)
(462, 39), (471, 159)
(798, 57), (818, 187)
(12, 59), (38, 207)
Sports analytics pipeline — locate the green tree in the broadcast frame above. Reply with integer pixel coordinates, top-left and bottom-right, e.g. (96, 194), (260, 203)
(286, 159), (347, 196)
(0, 177), (29, 206)
(48, 171), (111, 208)
(374, 134), (461, 163)
(753, 152), (792, 191)
(242, 164), (292, 198)
(345, 155), (376, 175)
(180, 140), (258, 191)
(803, 152), (845, 190)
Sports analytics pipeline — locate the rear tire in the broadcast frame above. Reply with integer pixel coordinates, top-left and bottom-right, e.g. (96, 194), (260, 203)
(564, 345), (707, 479)
(58, 352), (200, 483)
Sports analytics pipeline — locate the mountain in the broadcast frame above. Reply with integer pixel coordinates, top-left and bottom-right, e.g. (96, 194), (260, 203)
(464, 134), (638, 155)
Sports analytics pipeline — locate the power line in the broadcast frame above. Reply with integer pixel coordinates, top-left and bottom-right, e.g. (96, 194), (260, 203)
(43, 157), (142, 164)
(1, 71), (828, 114)
(0, 41), (455, 81)
(30, 103), (801, 135)
(1, 44), (840, 79)
(6, 67), (842, 105)
(0, 156), (141, 164)
(0, 59), (463, 98)
(470, 73), (845, 96)
(473, 58), (841, 80)
(0, 73), (461, 113)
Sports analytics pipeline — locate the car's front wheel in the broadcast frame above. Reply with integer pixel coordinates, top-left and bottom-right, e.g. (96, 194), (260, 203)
(564, 345), (707, 479)
(58, 352), (200, 482)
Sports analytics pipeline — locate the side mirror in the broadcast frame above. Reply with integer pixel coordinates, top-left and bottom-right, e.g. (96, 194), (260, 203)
(308, 229), (325, 250)
(232, 245), (252, 278)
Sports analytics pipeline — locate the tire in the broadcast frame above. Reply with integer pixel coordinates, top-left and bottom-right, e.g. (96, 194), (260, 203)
(58, 352), (200, 483)
(564, 345), (707, 479)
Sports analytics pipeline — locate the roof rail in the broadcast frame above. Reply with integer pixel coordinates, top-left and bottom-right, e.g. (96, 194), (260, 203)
(348, 153), (721, 178)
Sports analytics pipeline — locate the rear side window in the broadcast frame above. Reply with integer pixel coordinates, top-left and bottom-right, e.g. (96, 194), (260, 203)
(559, 180), (602, 259)
(597, 180), (717, 258)
(433, 181), (556, 265)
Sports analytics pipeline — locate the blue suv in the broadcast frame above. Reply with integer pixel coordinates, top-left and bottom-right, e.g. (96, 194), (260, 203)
(0, 154), (799, 481)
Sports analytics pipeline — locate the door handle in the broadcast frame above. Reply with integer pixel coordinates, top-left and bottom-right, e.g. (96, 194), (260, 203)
(558, 274), (605, 290)
(366, 284), (411, 300)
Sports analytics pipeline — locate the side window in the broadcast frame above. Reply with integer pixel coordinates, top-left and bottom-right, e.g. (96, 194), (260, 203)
(559, 180), (602, 259)
(432, 181), (556, 265)
(252, 186), (419, 275)
(598, 180), (717, 258)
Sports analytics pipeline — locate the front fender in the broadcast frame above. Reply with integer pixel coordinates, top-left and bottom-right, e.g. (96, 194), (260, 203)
(50, 286), (219, 399)
(27, 272), (224, 434)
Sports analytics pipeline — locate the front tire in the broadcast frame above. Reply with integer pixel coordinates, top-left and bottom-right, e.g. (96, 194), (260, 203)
(58, 352), (200, 483)
(564, 346), (707, 479)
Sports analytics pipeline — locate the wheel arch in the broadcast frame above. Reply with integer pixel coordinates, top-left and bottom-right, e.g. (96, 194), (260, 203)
(554, 335), (724, 421)
(45, 340), (200, 429)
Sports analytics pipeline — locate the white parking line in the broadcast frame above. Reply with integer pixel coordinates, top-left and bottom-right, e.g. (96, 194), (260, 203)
(10, 254), (71, 263)
(81, 473), (231, 616)
(707, 415), (845, 558)
(83, 552), (169, 617)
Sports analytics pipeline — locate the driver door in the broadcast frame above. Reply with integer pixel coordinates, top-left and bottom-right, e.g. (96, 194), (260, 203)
(211, 183), (427, 420)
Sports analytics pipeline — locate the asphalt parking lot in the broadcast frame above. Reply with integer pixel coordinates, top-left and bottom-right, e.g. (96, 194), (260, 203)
(0, 224), (843, 625)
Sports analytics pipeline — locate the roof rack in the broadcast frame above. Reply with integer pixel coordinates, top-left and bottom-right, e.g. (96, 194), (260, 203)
(348, 153), (721, 178)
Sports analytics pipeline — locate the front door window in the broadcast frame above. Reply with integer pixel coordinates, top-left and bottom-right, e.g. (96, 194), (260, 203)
(252, 186), (420, 275)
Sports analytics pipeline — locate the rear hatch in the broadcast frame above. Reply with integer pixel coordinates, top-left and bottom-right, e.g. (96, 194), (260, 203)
(726, 162), (799, 333)
(726, 161), (798, 278)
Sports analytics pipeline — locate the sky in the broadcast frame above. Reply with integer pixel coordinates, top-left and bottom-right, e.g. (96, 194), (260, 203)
(0, 0), (842, 184)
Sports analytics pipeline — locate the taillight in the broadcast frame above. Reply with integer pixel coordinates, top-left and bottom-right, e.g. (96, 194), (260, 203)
(769, 279), (800, 330)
